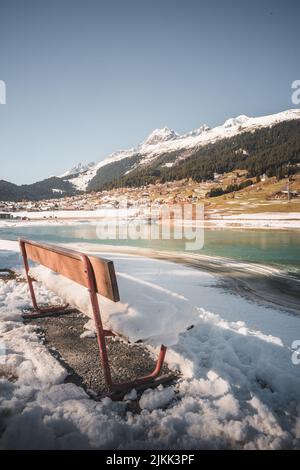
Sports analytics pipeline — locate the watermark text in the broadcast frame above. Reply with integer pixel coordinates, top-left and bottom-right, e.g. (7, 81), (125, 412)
(0, 80), (6, 104)
(291, 340), (300, 365)
(291, 80), (300, 105)
(95, 201), (205, 251)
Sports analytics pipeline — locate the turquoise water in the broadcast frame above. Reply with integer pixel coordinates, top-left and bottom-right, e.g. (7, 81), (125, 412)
(1, 223), (300, 273)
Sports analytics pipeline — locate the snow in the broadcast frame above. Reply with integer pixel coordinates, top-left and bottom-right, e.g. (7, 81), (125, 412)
(0, 240), (300, 449)
(29, 264), (202, 346)
(206, 212), (300, 229)
(2, 207), (140, 223)
(162, 162), (175, 168)
(223, 115), (249, 128)
(59, 108), (300, 191)
(143, 127), (179, 146)
(66, 149), (137, 191)
(139, 385), (175, 411)
(52, 189), (64, 194)
(181, 124), (210, 138)
(59, 162), (96, 178)
(222, 212), (300, 220)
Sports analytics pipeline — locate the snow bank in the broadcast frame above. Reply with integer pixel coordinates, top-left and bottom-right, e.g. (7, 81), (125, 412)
(7, 207), (139, 221)
(207, 218), (300, 230)
(139, 385), (175, 411)
(1, 240), (300, 449)
(29, 265), (200, 346)
(223, 212), (300, 220)
(205, 212), (300, 230)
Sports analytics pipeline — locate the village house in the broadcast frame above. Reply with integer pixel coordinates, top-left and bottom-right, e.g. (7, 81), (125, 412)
(0, 212), (12, 219)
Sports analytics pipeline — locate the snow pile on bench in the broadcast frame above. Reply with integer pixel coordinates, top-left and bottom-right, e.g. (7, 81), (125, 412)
(29, 265), (200, 346)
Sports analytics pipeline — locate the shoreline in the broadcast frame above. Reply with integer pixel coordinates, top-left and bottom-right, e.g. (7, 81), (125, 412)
(1, 214), (300, 230)
(0, 207), (299, 230)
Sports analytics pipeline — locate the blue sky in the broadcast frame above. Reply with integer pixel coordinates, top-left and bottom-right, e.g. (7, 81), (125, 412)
(0, 0), (299, 184)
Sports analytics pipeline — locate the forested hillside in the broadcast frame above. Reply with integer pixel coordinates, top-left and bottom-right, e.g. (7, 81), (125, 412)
(89, 119), (300, 191)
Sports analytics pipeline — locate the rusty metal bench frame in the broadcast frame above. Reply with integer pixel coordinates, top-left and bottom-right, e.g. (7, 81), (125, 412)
(19, 238), (167, 394)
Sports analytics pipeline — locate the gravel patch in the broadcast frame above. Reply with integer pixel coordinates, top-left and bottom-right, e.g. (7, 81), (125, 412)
(24, 311), (172, 399)
(0, 269), (20, 282)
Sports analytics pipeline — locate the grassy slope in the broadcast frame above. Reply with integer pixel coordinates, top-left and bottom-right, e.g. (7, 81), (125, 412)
(205, 174), (300, 215)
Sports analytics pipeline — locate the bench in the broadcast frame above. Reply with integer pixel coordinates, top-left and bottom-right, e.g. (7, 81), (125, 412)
(19, 238), (167, 394)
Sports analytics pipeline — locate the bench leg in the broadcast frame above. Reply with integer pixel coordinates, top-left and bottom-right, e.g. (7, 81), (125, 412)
(111, 344), (167, 393)
(20, 240), (73, 319)
(81, 254), (114, 391)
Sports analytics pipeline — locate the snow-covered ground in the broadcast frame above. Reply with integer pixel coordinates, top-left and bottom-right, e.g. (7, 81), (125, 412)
(3, 207), (140, 221)
(205, 212), (300, 229)
(0, 240), (300, 449)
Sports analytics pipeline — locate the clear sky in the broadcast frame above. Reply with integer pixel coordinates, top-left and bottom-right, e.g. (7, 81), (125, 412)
(0, 0), (299, 184)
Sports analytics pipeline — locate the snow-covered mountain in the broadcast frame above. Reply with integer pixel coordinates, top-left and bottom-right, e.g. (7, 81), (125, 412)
(59, 162), (96, 178)
(59, 108), (300, 191)
(2, 108), (300, 201)
(143, 127), (179, 145)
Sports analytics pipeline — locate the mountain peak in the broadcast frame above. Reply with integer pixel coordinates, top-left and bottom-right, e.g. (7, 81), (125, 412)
(59, 162), (95, 178)
(182, 124), (210, 138)
(143, 127), (178, 146)
(222, 115), (250, 128)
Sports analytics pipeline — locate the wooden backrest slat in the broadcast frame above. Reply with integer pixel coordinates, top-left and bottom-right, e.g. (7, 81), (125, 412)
(21, 239), (120, 302)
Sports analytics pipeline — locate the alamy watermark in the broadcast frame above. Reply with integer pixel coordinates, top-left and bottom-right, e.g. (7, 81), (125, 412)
(0, 80), (6, 104)
(96, 201), (205, 251)
(291, 80), (300, 105)
(291, 340), (300, 365)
